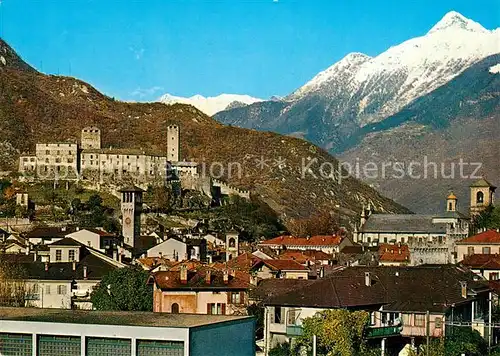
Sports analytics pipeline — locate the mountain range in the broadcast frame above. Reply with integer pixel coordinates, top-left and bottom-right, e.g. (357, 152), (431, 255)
(214, 11), (500, 212)
(0, 37), (409, 224)
(158, 93), (262, 116)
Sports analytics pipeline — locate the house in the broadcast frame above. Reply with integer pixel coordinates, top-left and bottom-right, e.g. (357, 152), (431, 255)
(258, 265), (492, 354)
(258, 235), (352, 254)
(456, 229), (500, 261)
(148, 266), (252, 316)
(278, 250), (332, 266)
(146, 236), (207, 261)
(378, 243), (410, 266)
(461, 254), (500, 281)
(0, 307), (256, 356)
(24, 226), (77, 245)
(0, 237), (126, 309)
(65, 228), (120, 254)
(252, 260), (309, 280)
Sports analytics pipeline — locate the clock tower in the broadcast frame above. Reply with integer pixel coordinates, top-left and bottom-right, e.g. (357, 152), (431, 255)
(119, 185), (144, 248)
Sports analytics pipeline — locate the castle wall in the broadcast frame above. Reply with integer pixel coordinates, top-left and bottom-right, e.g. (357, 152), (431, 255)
(35, 143), (79, 180)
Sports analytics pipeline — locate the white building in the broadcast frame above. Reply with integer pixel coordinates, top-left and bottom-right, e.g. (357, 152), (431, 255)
(0, 307), (255, 356)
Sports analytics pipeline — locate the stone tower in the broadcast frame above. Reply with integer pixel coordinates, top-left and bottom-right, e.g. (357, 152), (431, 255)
(167, 124), (180, 162)
(119, 186), (144, 248)
(81, 127), (101, 150)
(470, 178), (496, 217)
(225, 230), (239, 262)
(446, 192), (457, 212)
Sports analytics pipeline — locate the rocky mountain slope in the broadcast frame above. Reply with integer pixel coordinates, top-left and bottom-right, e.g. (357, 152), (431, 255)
(0, 38), (409, 223)
(340, 54), (500, 213)
(215, 11), (499, 152)
(158, 93), (262, 116)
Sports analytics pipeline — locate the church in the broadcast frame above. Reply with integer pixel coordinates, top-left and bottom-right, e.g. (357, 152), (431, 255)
(354, 178), (496, 264)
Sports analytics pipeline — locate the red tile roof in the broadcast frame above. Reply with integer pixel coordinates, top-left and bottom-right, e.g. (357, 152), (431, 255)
(460, 254), (500, 269)
(278, 251), (313, 264)
(457, 230), (500, 244)
(227, 252), (262, 271)
(378, 244), (410, 263)
(259, 235), (342, 247)
(255, 259), (309, 271)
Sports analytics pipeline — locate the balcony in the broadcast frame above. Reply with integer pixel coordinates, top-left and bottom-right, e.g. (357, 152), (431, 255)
(25, 293), (40, 301)
(286, 325), (303, 336)
(365, 326), (401, 338)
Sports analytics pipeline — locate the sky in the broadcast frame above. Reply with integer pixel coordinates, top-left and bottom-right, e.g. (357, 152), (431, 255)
(0, 0), (499, 101)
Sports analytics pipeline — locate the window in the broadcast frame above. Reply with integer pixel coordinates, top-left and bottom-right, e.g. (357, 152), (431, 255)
(477, 191), (484, 204)
(448, 202), (452, 210)
(468, 247), (475, 256)
(288, 308), (297, 325)
(435, 317), (442, 329)
(55, 249), (62, 261)
(490, 273), (499, 281)
(483, 247), (491, 254)
(57, 285), (67, 295)
(400, 237), (405, 244)
(69, 250), (75, 262)
(87, 241), (92, 247)
(414, 314), (425, 327)
(171, 303), (179, 314)
(274, 307), (284, 324)
(207, 303), (225, 315)
(230, 292), (241, 305)
(46, 285), (51, 295)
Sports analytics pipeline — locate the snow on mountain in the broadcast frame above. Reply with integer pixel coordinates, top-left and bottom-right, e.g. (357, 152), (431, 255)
(490, 63), (500, 74)
(289, 11), (500, 126)
(158, 93), (263, 116)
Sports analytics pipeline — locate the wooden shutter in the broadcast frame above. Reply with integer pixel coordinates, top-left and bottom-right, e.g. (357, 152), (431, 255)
(239, 291), (245, 305)
(221, 303), (226, 315)
(227, 292), (231, 305)
(207, 303), (212, 315)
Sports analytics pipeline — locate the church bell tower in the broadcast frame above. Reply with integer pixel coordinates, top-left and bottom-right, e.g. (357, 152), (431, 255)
(119, 186), (144, 248)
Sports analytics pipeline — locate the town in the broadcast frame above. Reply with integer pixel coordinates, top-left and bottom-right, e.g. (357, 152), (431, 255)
(1, 2), (499, 356)
(0, 122), (499, 356)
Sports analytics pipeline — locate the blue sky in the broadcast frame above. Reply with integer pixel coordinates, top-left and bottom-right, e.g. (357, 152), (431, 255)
(1, 0), (499, 101)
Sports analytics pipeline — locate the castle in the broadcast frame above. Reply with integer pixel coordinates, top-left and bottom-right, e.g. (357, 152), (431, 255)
(18, 125), (249, 200)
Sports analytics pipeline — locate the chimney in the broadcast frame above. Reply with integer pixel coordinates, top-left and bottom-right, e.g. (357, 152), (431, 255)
(83, 266), (88, 279)
(460, 281), (467, 298)
(34, 250), (38, 262)
(319, 266), (325, 278)
(25, 244), (30, 255)
(44, 261), (49, 272)
(72, 260), (76, 271)
(158, 251), (163, 259)
(180, 265), (188, 284)
(223, 270), (229, 284)
(205, 270), (211, 285)
(364, 272), (371, 287)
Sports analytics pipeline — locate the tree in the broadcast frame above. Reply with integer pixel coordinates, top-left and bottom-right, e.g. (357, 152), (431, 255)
(0, 261), (28, 307)
(288, 209), (339, 237)
(473, 205), (500, 231)
(90, 267), (153, 311)
(269, 342), (293, 356)
(296, 309), (375, 356)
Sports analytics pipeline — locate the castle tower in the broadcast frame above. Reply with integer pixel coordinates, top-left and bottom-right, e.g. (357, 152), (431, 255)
(225, 230), (239, 262)
(119, 186), (144, 248)
(81, 127), (101, 150)
(470, 178), (496, 217)
(167, 124), (180, 162)
(446, 192), (457, 212)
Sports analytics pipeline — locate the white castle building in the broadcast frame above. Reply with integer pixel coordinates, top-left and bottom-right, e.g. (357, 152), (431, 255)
(18, 125), (249, 200)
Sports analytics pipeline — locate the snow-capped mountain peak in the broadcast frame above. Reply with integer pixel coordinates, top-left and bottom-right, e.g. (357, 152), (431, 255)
(287, 11), (499, 124)
(428, 11), (487, 34)
(158, 93), (263, 116)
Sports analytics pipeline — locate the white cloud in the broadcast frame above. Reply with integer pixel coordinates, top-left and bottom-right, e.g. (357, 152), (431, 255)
(129, 46), (145, 60)
(130, 86), (164, 98)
